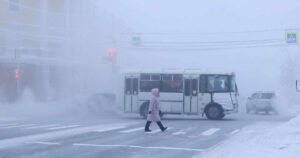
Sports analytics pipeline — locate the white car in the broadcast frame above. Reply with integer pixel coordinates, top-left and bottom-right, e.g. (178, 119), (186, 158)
(246, 91), (278, 114)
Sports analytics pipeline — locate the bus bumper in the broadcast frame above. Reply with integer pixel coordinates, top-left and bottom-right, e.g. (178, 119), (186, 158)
(224, 108), (238, 114)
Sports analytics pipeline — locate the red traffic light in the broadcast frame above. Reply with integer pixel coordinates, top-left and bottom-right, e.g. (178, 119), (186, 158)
(15, 70), (19, 79)
(108, 48), (115, 57)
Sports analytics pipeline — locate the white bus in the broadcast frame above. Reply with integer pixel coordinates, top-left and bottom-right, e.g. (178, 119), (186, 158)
(123, 69), (238, 120)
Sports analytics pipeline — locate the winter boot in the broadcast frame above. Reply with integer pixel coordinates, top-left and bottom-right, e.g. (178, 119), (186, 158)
(157, 121), (167, 132)
(145, 121), (152, 132)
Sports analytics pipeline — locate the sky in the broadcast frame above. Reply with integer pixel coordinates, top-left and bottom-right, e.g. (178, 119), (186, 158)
(95, 0), (300, 97)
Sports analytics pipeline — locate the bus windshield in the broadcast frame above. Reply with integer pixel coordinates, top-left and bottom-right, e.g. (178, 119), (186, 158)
(206, 75), (236, 93)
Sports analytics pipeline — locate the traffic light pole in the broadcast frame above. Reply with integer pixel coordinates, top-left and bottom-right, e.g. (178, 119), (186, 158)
(15, 49), (20, 100)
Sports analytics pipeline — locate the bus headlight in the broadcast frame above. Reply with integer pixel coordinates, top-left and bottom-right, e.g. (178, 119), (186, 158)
(233, 104), (237, 108)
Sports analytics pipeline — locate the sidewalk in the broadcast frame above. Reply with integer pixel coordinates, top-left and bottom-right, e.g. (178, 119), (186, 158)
(195, 115), (300, 158)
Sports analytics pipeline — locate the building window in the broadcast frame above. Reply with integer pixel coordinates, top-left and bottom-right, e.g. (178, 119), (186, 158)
(9, 0), (19, 11)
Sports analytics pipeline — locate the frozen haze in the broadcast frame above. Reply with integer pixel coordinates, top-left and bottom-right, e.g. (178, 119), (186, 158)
(0, 1), (300, 158)
(1, 0), (300, 117)
(96, 0), (300, 97)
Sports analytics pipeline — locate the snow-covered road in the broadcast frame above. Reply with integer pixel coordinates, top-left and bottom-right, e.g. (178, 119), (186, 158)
(0, 112), (292, 158)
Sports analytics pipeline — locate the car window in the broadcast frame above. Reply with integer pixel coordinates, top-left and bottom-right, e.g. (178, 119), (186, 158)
(261, 93), (274, 99)
(251, 93), (259, 99)
(251, 93), (274, 99)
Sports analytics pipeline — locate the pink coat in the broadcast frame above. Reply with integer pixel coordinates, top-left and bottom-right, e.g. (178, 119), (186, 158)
(147, 88), (161, 122)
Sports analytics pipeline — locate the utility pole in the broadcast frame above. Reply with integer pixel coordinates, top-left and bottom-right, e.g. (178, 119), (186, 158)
(14, 49), (19, 99)
(110, 14), (118, 96)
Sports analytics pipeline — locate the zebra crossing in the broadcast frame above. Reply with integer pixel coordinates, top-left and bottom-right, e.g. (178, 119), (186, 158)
(201, 128), (221, 136)
(118, 125), (235, 138)
(0, 121), (240, 141)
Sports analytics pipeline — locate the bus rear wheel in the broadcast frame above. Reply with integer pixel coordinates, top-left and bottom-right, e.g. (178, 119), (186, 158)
(205, 103), (224, 120)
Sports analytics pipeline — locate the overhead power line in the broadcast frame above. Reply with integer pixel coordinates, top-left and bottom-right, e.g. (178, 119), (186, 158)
(114, 38), (285, 48)
(122, 43), (299, 52)
(117, 38), (284, 44)
(121, 28), (300, 36)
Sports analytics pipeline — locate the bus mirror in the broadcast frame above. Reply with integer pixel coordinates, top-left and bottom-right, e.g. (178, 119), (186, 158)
(297, 80), (300, 92)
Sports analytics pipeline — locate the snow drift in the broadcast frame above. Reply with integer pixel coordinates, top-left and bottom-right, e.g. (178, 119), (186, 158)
(195, 115), (300, 158)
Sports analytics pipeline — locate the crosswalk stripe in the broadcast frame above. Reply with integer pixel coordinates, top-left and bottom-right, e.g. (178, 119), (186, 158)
(119, 127), (144, 133)
(47, 125), (81, 130)
(172, 131), (185, 135)
(151, 127), (173, 134)
(73, 143), (205, 152)
(94, 126), (127, 133)
(172, 127), (194, 136)
(23, 124), (60, 130)
(0, 122), (138, 149)
(230, 129), (240, 135)
(31, 141), (60, 145)
(0, 124), (18, 127)
(0, 124), (37, 129)
(201, 128), (220, 136)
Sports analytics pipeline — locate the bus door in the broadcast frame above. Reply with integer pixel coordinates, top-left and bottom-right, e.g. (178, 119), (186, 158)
(184, 78), (198, 113)
(124, 77), (138, 112)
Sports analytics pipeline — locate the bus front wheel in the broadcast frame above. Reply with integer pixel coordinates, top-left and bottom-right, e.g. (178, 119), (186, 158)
(205, 103), (224, 120)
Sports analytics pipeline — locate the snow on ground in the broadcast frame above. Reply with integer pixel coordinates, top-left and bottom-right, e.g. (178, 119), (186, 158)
(195, 115), (300, 158)
(0, 91), (122, 121)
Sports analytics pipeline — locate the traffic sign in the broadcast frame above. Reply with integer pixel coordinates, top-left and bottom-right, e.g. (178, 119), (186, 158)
(286, 32), (298, 44)
(131, 34), (141, 46)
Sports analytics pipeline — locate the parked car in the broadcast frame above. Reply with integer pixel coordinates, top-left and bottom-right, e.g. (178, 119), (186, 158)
(246, 91), (278, 114)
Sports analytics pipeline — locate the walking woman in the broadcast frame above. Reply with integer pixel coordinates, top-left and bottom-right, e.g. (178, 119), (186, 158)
(144, 88), (167, 132)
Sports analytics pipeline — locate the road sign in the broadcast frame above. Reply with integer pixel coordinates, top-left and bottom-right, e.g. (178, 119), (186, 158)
(131, 34), (141, 46)
(286, 32), (298, 44)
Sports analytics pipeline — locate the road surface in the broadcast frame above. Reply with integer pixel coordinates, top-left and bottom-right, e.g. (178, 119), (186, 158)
(0, 112), (291, 158)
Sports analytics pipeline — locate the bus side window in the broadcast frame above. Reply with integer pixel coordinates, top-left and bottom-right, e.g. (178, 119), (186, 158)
(199, 75), (206, 93)
(184, 79), (191, 96)
(125, 78), (131, 94)
(132, 78), (138, 95)
(141, 74), (150, 80)
(192, 79), (198, 96)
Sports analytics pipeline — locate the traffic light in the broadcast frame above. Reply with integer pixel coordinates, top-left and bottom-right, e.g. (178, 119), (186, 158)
(15, 69), (19, 79)
(108, 48), (115, 58)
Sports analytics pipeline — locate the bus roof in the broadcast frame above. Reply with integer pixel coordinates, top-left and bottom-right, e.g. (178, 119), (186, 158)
(122, 69), (234, 75)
